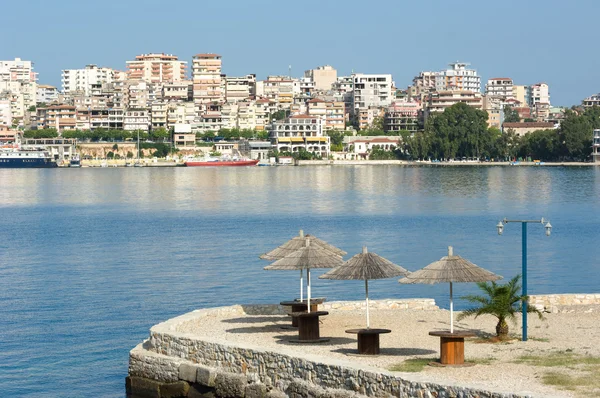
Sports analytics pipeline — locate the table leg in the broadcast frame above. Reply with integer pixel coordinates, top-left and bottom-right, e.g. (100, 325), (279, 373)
(439, 336), (465, 365)
(298, 316), (320, 341)
(357, 333), (380, 355)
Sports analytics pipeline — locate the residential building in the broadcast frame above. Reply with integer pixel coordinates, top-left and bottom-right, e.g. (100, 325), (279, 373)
(260, 76), (296, 108)
(268, 115), (330, 157)
(357, 106), (385, 130)
(413, 62), (480, 95)
(593, 129), (600, 163)
(304, 65), (337, 91)
(528, 83), (550, 107)
(0, 58), (37, 117)
(36, 85), (59, 104)
(485, 78), (513, 100)
(172, 124), (195, 148)
(167, 102), (196, 126)
(425, 90), (483, 118)
(151, 102), (168, 129)
(384, 100), (420, 133)
(0, 125), (18, 143)
(162, 81), (192, 102)
(192, 53), (223, 107)
(36, 105), (76, 132)
(412, 71), (437, 95)
(224, 74), (256, 103)
(123, 80), (151, 109)
(352, 73), (393, 111)
(124, 109), (150, 131)
(349, 137), (401, 158)
(583, 94), (600, 108)
(61, 65), (114, 94)
(306, 99), (345, 130)
(126, 53), (187, 83)
(0, 100), (11, 127)
(502, 122), (555, 136)
(512, 85), (527, 105)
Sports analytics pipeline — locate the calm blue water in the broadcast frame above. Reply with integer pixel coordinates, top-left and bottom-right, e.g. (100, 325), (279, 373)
(0, 166), (599, 397)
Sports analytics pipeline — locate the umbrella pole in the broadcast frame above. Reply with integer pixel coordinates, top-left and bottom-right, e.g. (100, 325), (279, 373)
(307, 268), (311, 313)
(365, 279), (370, 329)
(300, 269), (303, 302)
(450, 282), (454, 333)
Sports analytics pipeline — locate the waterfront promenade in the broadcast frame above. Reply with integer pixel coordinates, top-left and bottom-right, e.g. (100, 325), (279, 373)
(129, 297), (600, 398)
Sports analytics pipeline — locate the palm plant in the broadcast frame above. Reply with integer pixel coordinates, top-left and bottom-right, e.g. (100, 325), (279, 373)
(457, 274), (543, 339)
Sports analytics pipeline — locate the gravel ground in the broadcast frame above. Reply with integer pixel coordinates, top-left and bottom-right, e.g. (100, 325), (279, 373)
(177, 306), (600, 398)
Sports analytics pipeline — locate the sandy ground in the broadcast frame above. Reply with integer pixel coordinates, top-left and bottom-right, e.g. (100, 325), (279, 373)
(177, 306), (600, 398)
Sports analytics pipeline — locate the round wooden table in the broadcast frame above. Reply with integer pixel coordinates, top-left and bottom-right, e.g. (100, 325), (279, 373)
(280, 299), (324, 327)
(345, 328), (391, 355)
(291, 311), (329, 342)
(428, 330), (476, 365)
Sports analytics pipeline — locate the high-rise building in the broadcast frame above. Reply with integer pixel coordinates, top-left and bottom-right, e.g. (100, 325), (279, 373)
(304, 65), (337, 91)
(126, 53), (187, 83)
(485, 78), (514, 100)
(352, 73), (393, 111)
(61, 65), (114, 95)
(37, 85), (59, 103)
(424, 90), (483, 119)
(413, 62), (480, 95)
(192, 54), (223, 106)
(0, 58), (37, 117)
(224, 74), (256, 103)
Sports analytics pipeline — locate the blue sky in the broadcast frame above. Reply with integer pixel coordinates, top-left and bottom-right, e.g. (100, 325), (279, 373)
(1, 0), (598, 106)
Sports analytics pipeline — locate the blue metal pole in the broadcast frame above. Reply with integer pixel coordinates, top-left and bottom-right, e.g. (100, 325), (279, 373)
(522, 222), (528, 341)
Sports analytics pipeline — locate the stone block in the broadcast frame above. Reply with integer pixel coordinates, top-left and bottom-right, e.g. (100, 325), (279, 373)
(179, 363), (198, 383)
(160, 381), (190, 398)
(265, 390), (288, 398)
(188, 383), (217, 398)
(214, 372), (248, 398)
(245, 383), (267, 398)
(126, 376), (161, 398)
(197, 366), (217, 387)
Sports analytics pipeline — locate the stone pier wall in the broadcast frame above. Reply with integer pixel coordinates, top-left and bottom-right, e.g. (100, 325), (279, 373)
(128, 299), (534, 398)
(529, 293), (600, 313)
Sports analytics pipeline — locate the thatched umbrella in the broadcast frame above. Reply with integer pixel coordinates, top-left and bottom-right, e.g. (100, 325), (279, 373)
(399, 246), (502, 333)
(319, 246), (410, 328)
(260, 230), (346, 301)
(264, 238), (343, 312)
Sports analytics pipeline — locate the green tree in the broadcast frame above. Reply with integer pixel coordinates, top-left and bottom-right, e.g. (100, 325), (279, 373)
(558, 110), (593, 160)
(126, 151), (134, 159)
(150, 127), (170, 142)
(503, 105), (520, 123)
(368, 146), (398, 160)
(457, 275), (543, 339)
(112, 143), (119, 151)
(106, 151), (114, 159)
(255, 130), (269, 140)
(520, 129), (560, 160)
(270, 110), (287, 121)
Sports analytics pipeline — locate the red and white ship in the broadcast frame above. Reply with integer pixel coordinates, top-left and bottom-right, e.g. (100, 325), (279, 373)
(185, 156), (259, 167)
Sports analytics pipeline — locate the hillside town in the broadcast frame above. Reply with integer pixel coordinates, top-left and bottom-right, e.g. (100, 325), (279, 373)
(1, 54), (599, 163)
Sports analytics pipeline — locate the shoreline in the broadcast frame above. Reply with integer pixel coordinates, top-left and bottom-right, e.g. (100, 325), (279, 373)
(129, 296), (600, 398)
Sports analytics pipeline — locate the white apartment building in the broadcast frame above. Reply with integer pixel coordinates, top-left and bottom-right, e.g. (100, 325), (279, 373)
(304, 65), (337, 91)
(124, 109), (150, 131)
(384, 100), (420, 133)
(306, 99), (345, 130)
(485, 78), (514, 100)
(258, 76), (298, 108)
(583, 93), (600, 108)
(151, 102), (168, 129)
(593, 129), (600, 163)
(528, 83), (550, 107)
(126, 53), (187, 83)
(0, 100), (12, 127)
(61, 65), (114, 95)
(224, 74), (256, 103)
(425, 90), (483, 119)
(352, 73), (393, 111)
(192, 53), (223, 106)
(268, 115), (330, 157)
(0, 58), (37, 117)
(167, 102), (196, 126)
(36, 85), (59, 103)
(161, 81), (192, 102)
(436, 62), (480, 92)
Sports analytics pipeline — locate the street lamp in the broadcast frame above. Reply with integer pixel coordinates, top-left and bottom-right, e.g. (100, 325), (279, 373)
(497, 217), (552, 341)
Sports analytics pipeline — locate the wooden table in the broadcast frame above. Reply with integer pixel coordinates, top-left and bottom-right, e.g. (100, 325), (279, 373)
(345, 328), (391, 355)
(428, 330), (476, 365)
(292, 311), (329, 342)
(280, 299), (324, 327)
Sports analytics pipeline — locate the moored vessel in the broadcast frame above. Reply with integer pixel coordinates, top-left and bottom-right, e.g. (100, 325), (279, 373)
(0, 145), (58, 168)
(69, 154), (81, 168)
(185, 157), (259, 167)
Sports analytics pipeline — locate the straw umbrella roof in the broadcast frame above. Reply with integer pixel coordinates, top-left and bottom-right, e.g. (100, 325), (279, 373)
(264, 239), (344, 270)
(260, 230), (346, 261)
(320, 246), (410, 281)
(399, 246), (501, 285)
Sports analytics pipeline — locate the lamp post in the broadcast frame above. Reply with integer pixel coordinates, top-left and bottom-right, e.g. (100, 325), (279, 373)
(496, 218), (552, 341)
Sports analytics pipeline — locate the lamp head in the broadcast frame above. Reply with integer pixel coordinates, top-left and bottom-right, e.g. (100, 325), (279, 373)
(496, 221), (504, 235)
(545, 221), (552, 237)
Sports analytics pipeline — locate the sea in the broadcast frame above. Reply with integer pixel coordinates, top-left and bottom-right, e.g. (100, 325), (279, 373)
(0, 165), (599, 397)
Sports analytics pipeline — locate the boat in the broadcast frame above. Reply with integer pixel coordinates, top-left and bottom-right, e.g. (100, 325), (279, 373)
(0, 145), (58, 168)
(185, 157), (259, 167)
(69, 154), (81, 168)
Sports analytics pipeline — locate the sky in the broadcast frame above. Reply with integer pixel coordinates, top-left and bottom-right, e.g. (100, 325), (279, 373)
(1, 0), (598, 106)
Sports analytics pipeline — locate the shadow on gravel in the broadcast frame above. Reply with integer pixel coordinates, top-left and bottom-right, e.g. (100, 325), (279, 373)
(331, 347), (437, 356)
(221, 316), (290, 324)
(273, 335), (356, 346)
